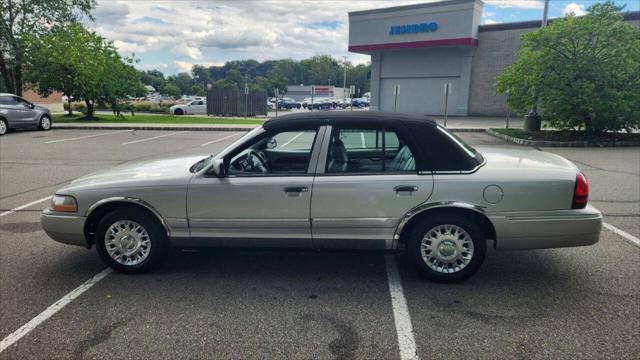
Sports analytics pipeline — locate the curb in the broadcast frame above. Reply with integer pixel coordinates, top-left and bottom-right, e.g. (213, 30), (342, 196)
(486, 128), (640, 147)
(52, 124), (487, 133)
(53, 125), (255, 132)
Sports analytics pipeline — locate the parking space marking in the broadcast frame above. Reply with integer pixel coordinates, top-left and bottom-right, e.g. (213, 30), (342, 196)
(0, 196), (51, 217)
(45, 130), (130, 144)
(200, 132), (243, 147)
(122, 131), (187, 145)
(0, 268), (112, 352)
(281, 131), (304, 148)
(603, 222), (640, 248)
(385, 255), (419, 360)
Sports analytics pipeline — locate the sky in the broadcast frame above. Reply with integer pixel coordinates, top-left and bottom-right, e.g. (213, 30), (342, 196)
(87, 0), (639, 75)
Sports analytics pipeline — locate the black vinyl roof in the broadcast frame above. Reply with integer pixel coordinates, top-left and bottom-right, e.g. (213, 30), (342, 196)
(263, 111), (437, 131)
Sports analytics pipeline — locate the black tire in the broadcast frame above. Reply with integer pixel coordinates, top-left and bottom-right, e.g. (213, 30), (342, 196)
(38, 115), (52, 131)
(174, 108), (184, 115)
(407, 213), (486, 283)
(0, 118), (7, 136)
(95, 209), (170, 274)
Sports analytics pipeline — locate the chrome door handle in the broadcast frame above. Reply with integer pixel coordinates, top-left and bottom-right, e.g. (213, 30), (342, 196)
(394, 185), (418, 192)
(283, 186), (309, 193)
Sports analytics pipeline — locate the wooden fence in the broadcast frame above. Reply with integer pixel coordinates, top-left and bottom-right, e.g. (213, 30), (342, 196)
(207, 89), (267, 117)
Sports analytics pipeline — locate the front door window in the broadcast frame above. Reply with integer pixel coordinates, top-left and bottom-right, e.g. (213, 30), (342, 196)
(228, 129), (318, 175)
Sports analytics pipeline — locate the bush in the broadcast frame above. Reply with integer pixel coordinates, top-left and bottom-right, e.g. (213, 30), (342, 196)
(496, 2), (640, 132)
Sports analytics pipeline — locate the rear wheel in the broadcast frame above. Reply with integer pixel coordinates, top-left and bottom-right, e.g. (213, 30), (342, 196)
(174, 108), (184, 115)
(0, 118), (7, 135)
(38, 115), (51, 131)
(95, 209), (169, 273)
(407, 213), (486, 283)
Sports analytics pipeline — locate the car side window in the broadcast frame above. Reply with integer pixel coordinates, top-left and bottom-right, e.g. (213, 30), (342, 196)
(0, 96), (18, 106)
(326, 127), (415, 174)
(14, 97), (32, 108)
(228, 129), (318, 176)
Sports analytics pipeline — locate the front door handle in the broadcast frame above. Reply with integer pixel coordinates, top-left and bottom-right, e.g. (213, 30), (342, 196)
(394, 185), (418, 192)
(283, 186), (309, 193)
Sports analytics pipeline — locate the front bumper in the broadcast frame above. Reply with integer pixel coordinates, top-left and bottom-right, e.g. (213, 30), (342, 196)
(41, 209), (87, 247)
(489, 205), (603, 250)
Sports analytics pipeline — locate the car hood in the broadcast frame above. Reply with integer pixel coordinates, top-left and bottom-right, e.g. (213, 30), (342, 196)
(476, 146), (577, 179)
(57, 154), (208, 192)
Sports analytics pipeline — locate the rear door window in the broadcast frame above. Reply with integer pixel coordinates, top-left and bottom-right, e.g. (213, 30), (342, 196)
(325, 127), (415, 174)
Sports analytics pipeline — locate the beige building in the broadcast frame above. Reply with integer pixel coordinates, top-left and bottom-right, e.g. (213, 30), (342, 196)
(348, 0), (640, 116)
(22, 89), (64, 113)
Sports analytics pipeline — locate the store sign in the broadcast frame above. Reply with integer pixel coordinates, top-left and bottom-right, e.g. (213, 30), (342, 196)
(389, 22), (438, 35)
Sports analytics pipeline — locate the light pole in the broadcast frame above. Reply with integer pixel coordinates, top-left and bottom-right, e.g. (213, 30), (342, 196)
(342, 55), (347, 102)
(542, 0), (550, 26)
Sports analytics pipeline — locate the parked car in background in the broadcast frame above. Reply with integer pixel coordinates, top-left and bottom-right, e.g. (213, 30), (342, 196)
(0, 93), (52, 136)
(351, 98), (369, 108)
(41, 112), (601, 282)
(308, 97), (334, 110)
(277, 97), (301, 109)
(169, 100), (207, 115)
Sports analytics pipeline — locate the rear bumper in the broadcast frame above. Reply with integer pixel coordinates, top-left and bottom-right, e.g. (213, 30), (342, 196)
(489, 205), (602, 250)
(41, 210), (87, 247)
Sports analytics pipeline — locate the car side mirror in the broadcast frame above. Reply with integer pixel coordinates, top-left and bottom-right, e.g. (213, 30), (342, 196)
(28, 103), (35, 109)
(211, 158), (226, 178)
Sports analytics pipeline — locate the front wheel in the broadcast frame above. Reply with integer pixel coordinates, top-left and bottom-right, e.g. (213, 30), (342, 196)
(0, 118), (7, 135)
(174, 108), (184, 115)
(95, 209), (170, 273)
(407, 214), (486, 283)
(38, 115), (52, 131)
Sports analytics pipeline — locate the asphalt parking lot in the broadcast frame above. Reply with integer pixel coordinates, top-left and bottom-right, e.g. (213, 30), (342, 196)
(0, 128), (638, 359)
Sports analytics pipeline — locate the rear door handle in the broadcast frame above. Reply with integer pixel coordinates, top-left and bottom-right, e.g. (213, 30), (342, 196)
(394, 185), (418, 192)
(283, 186), (309, 193)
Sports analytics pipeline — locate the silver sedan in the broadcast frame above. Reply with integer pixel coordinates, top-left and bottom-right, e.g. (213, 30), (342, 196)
(41, 112), (602, 282)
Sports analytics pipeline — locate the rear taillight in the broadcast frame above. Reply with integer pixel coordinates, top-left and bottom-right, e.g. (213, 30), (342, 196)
(572, 171), (589, 209)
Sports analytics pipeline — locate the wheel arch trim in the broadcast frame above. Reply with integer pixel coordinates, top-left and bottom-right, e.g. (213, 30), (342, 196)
(393, 201), (489, 248)
(84, 197), (171, 237)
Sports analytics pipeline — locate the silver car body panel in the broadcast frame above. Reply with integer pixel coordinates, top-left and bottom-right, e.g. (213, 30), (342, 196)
(42, 119), (602, 252)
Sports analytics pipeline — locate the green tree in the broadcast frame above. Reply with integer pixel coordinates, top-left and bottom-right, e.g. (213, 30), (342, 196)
(191, 64), (210, 89)
(166, 72), (193, 95)
(224, 69), (245, 89)
(191, 84), (205, 96)
(496, 2), (640, 132)
(24, 24), (140, 118)
(163, 83), (181, 99)
(0, 0), (96, 95)
(140, 70), (166, 92)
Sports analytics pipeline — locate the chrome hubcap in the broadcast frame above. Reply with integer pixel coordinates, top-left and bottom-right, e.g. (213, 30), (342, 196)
(41, 117), (50, 129)
(0, 121), (6, 134)
(105, 220), (151, 266)
(420, 224), (474, 274)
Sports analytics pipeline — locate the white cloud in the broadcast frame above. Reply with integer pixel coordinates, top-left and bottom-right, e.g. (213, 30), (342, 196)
(172, 45), (203, 60)
(90, 0), (505, 73)
(483, 0), (544, 9)
(483, 19), (499, 25)
(562, 3), (586, 16)
(174, 60), (224, 73)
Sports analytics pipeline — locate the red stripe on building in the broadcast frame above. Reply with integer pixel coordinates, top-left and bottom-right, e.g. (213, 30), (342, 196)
(348, 37), (479, 52)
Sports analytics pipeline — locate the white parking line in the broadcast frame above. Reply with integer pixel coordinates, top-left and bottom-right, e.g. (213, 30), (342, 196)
(0, 196), (51, 217)
(0, 268), (112, 352)
(45, 130), (130, 144)
(122, 131), (187, 145)
(385, 255), (419, 360)
(200, 132), (243, 147)
(281, 131), (304, 148)
(603, 222), (640, 248)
